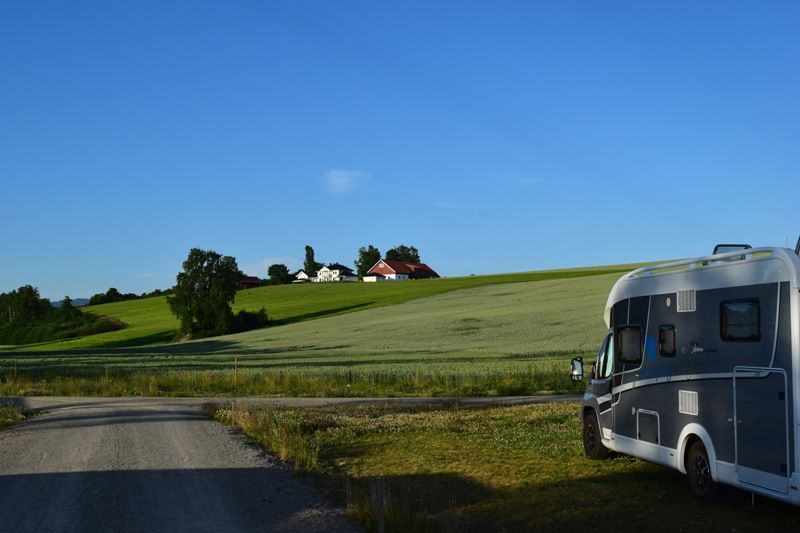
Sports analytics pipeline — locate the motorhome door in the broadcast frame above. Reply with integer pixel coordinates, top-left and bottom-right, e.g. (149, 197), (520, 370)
(733, 367), (790, 494)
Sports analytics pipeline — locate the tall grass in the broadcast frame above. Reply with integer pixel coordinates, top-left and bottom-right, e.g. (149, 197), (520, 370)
(0, 362), (586, 397)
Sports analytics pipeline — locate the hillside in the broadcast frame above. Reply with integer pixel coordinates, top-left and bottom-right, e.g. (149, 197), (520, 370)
(7, 264), (640, 352)
(1, 272), (621, 378)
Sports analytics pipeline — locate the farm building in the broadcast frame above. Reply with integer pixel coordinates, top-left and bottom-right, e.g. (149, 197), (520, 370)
(314, 263), (358, 282)
(364, 260), (440, 282)
(237, 275), (262, 289)
(292, 269), (316, 283)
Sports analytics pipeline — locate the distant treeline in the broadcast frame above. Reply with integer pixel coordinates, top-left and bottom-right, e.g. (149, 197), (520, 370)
(0, 286), (125, 345)
(88, 287), (172, 306)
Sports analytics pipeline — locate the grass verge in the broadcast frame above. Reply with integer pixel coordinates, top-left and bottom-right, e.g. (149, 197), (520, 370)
(0, 404), (30, 430)
(210, 401), (800, 532)
(0, 363), (585, 397)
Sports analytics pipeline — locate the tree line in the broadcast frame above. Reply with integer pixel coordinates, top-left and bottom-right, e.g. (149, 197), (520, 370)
(0, 286), (124, 345)
(88, 287), (172, 306)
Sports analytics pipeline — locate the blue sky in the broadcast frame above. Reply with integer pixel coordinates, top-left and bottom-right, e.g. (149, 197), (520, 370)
(1, 1), (798, 300)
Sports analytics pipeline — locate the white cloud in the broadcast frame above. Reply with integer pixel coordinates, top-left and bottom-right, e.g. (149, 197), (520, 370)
(324, 169), (369, 193)
(433, 201), (469, 210)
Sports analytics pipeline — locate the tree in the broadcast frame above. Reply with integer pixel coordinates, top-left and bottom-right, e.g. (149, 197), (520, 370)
(304, 245), (323, 273)
(59, 296), (80, 319)
(385, 244), (421, 263)
(167, 248), (240, 337)
(354, 245), (381, 278)
(267, 263), (292, 285)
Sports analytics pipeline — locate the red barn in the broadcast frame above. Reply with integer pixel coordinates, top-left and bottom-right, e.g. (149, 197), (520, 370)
(365, 260), (439, 281)
(237, 275), (262, 289)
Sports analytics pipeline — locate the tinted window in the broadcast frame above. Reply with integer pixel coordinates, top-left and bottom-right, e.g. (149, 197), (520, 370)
(720, 300), (760, 341)
(616, 326), (642, 364)
(659, 325), (676, 357)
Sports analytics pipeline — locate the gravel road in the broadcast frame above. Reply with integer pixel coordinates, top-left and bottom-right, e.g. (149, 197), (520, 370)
(0, 397), (360, 533)
(0, 395), (578, 532)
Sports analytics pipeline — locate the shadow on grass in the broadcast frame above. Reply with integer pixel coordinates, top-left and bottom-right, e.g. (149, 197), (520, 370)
(339, 468), (800, 532)
(269, 302), (375, 326)
(0, 303), (377, 359)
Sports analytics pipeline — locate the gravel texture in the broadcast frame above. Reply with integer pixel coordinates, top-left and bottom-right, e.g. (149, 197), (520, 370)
(0, 397), (360, 532)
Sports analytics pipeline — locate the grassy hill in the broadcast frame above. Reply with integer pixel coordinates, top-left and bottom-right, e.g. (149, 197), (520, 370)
(0, 269), (631, 396)
(7, 264), (637, 352)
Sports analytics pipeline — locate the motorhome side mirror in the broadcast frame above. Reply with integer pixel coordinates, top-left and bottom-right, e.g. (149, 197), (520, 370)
(570, 357), (584, 381)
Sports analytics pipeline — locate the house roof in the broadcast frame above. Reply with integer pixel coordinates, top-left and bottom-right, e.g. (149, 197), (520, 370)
(327, 263), (354, 273)
(368, 260), (439, 277)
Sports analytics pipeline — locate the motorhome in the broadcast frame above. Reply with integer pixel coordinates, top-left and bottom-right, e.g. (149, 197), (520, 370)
(571, 242), (800, 503)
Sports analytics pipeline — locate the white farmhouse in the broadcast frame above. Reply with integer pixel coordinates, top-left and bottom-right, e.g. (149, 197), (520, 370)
(314, 263), (358, 282)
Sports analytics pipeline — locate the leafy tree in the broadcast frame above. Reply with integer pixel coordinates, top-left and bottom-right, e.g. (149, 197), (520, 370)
(354, 245), (381, 278)
(385, 244), (421, 263)
(304, 245), (323, 273)
(267, 263), (292, 285)
(167, 248), (240, 337)
(89, 287), (138, 305)
(59, 296), (81, 319)
(0, 286), (123, 345)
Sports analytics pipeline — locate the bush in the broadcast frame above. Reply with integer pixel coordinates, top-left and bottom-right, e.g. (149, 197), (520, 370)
(231, 307), (269, 333)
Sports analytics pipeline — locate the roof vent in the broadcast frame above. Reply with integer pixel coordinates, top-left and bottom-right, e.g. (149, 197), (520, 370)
(712, 243), (751, 262)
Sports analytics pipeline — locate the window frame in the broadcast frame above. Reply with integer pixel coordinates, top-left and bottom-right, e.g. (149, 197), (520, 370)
(720, 298), (761, 342)
(658, 324), (676, 357)
(615, 325), (642, 365)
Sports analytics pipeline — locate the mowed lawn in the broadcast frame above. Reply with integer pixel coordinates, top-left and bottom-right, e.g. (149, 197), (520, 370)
(1, 273), (619, 379)
(6, 265), (634, 353)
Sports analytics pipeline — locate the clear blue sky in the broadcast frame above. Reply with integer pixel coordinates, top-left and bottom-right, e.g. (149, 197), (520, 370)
(1, 1), (798, 300)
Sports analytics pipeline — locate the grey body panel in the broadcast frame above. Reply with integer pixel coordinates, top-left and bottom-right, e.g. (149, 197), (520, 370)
(582, 276), (797, 498)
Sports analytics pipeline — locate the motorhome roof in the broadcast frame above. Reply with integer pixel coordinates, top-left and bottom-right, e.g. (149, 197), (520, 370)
(603, 247), (800, 327)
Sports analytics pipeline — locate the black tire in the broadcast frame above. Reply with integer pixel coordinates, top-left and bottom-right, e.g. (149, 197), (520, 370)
(583, 411), (609, 460)
(686, 440), (724, 500)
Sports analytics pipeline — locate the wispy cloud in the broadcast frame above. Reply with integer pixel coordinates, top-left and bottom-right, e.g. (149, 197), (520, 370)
(324, 169), (370, 193)
(514, 177), (542, 185)
(433, 201), (469, 210)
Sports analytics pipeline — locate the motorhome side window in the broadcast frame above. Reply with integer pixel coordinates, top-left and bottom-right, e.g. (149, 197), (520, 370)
(615, 326), (642, 364)
(659, 325), (676, 357)
(596, 332), (614, 378)
(720, 299), (760, 342)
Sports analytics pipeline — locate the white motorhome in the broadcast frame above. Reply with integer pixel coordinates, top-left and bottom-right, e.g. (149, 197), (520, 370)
(571, 243), (800, 503)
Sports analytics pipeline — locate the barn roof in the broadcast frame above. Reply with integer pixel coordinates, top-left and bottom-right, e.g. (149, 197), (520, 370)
(368, 260), (439, 277)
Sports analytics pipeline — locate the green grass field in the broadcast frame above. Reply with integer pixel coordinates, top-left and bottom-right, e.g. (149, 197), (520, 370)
(0, 271), (623, 396)
(213, 401), (800, 532)
(5, 264), (636, 353)
(0, 263), (653, 396)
